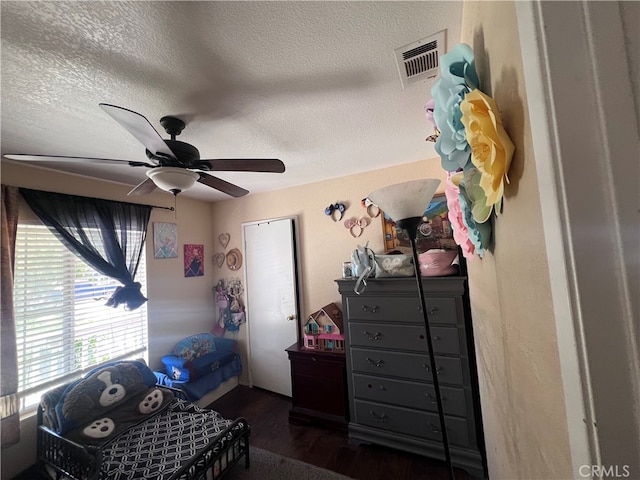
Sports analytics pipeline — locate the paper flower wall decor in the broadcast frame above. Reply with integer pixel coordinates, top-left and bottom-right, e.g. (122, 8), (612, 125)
(445, 172), (476, 259)
(458, 183), (492, 258)
(430, 43), (479, 172)
(427, 43), (516, 258)
(460, 89), (515, 214)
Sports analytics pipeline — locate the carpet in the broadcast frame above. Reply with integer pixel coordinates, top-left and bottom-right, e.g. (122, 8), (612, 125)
(225, 446), (354, 480)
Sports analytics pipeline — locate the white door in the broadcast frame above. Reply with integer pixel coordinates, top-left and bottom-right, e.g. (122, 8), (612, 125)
(243, 217), (300, 397)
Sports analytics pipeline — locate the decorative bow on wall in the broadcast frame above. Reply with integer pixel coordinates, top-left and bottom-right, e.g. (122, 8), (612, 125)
(344, 217), (369, 238)
(361, 197), (380, 218)
(325, 202), (346, 221)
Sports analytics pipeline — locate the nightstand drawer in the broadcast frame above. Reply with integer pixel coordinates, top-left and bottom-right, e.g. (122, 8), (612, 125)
(354, 399), (470, 447)
(352, 374), (467, 417)
(345, 296), (458, 325)
(348, 322), (460, 355)
(350, 348), (463, 385)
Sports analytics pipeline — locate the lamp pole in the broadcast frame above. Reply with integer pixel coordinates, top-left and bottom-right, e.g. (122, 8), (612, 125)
(396, 216), (455, 480)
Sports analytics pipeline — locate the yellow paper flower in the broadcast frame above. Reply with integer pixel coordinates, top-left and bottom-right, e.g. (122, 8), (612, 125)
(460, 89), (515, 212)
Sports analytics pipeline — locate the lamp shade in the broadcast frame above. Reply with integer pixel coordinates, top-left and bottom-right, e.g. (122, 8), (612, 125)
(368, 179), (441, 222)
(147, 167), (199, 194)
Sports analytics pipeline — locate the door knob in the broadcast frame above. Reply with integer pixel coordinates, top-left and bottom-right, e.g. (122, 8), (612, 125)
(287, 314), (295, 321)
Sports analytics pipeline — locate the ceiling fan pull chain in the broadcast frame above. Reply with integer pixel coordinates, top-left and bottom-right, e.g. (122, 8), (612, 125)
(173, 194), (177, 220)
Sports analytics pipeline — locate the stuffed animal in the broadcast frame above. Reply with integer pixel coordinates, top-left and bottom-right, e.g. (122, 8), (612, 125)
(61, 362), (148, 425)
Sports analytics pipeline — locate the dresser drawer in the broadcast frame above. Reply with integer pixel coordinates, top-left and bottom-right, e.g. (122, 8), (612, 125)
(346, 296), (422, 322)
(350, 348), (463, 385)
(354, 399), (470, 447)
(352, 374), (467, 417)
(348, 322), (460, 355)
(345, 296), (458, 325)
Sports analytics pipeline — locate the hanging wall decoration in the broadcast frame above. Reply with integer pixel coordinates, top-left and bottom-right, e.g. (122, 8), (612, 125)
(153, 222), (178, 259)
(324, 202), (346, 222)
(184, 244), (204, 277)
(213, 253), (225, 268)
(226, 248), (243, 271)
(344, 217), (369, 238)
(212, 278), (246, 337)
(428, 42), (515, 259)
(361, 197), (381, 218)
(218, 233), (230, 249)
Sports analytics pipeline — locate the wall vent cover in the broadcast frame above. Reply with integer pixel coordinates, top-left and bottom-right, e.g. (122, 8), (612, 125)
(395, 30), (446, 89)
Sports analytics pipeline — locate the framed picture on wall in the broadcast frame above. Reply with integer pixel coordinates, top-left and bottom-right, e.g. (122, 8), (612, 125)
(184, 244), (204, 277)
(153, 222), (178, 259)
(381, 194), (457, 253)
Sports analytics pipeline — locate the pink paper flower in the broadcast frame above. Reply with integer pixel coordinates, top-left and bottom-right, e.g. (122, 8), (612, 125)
(445, 172), (476, 259)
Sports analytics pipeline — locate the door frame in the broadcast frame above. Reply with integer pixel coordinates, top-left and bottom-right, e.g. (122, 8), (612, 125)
(516, 1), (639, 476)
(241, 215), (303, 389)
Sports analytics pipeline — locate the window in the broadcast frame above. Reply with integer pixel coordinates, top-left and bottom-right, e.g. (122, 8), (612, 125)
(13, 223), (148, 412)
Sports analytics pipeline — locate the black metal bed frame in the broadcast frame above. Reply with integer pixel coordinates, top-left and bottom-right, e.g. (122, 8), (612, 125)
(36, 387), (250, 480)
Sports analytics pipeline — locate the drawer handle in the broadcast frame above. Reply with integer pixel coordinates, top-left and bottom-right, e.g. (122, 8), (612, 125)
(366, 357), (384, 368)
(425, 393), (447, 404)
(362, 305), (379, 313)
(363, 330), (382, 341)
(428, 422), (443, 434)
(312, 357), (317, 362)
(369, 410), (387, 422)
(432, 336), (441, 341)
(419, 306), (439, 315)
(422, 364), (442, 375)
(429, 307), (439, 315)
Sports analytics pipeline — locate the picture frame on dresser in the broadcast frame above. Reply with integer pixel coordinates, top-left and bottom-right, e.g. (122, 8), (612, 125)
(381, 194), (457, 253)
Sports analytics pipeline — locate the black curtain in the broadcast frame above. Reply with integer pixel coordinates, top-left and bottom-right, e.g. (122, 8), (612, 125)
(20, 189), (152, 310)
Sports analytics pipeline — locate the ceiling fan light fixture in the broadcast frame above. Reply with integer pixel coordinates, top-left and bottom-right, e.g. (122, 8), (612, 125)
(146, 167), (199, 195)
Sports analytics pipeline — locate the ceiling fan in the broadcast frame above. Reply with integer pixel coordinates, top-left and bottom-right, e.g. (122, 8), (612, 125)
(4, 104), (285, 197)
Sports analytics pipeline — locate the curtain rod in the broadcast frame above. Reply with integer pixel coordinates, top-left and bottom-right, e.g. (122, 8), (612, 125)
(152, 205), (175, 211)
(17, 187), (175, 212)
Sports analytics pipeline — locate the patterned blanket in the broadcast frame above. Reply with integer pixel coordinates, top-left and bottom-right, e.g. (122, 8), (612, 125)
(98, 399), (237, 480)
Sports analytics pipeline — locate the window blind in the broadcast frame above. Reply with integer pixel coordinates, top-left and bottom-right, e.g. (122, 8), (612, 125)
(13, 223), (148, 411)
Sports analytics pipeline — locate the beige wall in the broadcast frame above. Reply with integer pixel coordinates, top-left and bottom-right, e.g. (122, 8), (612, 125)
(460, 2), (572, 478)
(209, 159), (447, 385)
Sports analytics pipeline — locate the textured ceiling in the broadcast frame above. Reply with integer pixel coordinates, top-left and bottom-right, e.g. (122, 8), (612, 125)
(1, 1), (462, 201)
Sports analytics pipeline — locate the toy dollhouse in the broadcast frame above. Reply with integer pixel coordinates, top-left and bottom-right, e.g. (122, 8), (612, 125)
(303, 302), (345, 352)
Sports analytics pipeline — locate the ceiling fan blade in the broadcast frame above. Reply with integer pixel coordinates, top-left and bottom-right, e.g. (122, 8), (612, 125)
(197, 173), (249, 197)
(200, 158), (285, 173)
(3, 153), (154, 168)
(99, 104), (177, 160)
(127, 178), (157, 196)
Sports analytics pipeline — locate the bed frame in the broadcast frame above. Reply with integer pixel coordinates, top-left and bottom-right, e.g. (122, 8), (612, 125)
(36, 387), (250, 480)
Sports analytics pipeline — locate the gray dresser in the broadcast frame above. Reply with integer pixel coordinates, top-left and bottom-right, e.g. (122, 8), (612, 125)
(336, 276), (486, 479)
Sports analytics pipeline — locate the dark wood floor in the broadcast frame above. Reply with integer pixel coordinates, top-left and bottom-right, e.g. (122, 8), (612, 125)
(207, 385), (471, 480)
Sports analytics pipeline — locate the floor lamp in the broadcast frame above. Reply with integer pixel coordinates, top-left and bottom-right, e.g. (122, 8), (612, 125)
(368, 179), (455, 480)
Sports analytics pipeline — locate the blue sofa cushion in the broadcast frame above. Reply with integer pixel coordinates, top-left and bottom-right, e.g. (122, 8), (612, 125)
(162, 334), (238, 381)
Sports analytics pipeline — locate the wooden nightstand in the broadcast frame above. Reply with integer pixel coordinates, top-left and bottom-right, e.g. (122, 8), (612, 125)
(286, 343), (348, 433)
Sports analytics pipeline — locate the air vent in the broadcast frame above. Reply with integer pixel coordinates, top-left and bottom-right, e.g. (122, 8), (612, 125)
(395, 30), (446, 89)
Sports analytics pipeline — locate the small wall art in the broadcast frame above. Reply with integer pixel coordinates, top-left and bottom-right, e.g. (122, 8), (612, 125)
(213, 253), (225, 268)
(184, 244), (204, 277)
(218, 233), (230, 249)
(382, 194), (457, 252)
(153, 222), (178, 259)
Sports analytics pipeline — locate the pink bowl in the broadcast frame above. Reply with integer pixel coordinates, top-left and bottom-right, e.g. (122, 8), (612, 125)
(418, 250), (459, 277)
